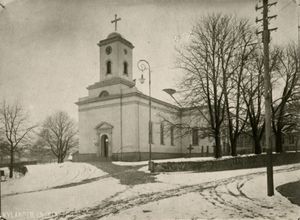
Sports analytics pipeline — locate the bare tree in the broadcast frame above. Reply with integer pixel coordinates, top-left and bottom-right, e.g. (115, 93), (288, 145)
(222, 19), (257, 156)
(240, 47), (281, 154)
(285, 100), (300, 152)
(271, 44), (300, 152)
(241, 50), (265, 154)
(39, 111), (77, 163)
(0, 101), (36, 178)
(177, 14), (255, 158)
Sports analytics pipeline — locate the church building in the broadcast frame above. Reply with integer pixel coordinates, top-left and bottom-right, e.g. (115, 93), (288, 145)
(75, 16), (214, 161)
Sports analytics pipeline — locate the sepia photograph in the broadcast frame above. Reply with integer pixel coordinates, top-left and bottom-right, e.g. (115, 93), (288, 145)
(0, 0), (300, 219)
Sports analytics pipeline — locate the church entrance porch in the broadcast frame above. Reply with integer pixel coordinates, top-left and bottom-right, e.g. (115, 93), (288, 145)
(94, 122), (113, 161)
(101, 134), (109, 158)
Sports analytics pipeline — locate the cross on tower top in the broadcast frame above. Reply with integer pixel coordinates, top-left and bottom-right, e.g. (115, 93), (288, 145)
(111, 14), (121, 32)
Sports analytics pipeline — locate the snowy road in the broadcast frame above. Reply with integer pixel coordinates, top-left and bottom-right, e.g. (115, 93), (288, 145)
(44, 164), (300, 220)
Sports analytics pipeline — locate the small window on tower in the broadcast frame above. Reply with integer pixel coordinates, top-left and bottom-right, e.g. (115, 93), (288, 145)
(123, 62), (128, 75)
(106, 61), (112, 74)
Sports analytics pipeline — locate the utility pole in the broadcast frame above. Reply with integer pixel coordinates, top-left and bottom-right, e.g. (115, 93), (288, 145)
(297, 0), (300, 75)
(256, 0), (277, 196)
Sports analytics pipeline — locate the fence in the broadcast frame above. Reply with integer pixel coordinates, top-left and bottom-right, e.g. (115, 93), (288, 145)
(150, 152), (300, 172)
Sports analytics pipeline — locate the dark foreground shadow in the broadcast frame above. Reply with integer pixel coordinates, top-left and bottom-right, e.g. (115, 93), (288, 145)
(276, 180), (300, 206)
(89, 161), (157, 185)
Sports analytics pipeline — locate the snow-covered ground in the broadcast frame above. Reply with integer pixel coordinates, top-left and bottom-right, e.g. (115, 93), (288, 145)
(2, 162), (107, 195)
(3, 177), (126, 220)
(2, 162), (125, 220)
(102, 164), (300, 220)
(2, 161), (300, 220)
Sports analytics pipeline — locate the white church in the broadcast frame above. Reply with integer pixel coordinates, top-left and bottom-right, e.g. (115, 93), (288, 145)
(75, 16), (215, 161)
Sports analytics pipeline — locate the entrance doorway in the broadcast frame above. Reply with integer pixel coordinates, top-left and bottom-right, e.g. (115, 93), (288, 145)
(101, 134), (109, 157)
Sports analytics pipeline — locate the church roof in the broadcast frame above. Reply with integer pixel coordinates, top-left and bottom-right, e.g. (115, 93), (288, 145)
(98, 32), (134, 49)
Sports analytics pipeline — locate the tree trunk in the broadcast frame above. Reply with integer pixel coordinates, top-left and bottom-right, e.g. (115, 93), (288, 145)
(254, 137), (262, 154)
(231, 139), (237, 156)
(57, 154), (63, 163)
(9, 149), (14, 178)
(214, 132), (222, 158)
(275, 133), (283, 153)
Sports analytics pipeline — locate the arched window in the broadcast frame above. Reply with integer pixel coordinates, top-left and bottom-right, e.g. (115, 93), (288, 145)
(99, 90), (109, 98)
(123, 62), (128, 75)
(106, 61), (111, 74)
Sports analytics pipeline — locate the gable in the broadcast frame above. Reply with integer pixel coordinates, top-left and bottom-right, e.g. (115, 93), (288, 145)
(95, 122), (114, 130)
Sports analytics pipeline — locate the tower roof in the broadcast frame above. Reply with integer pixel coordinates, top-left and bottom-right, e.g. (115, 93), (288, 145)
(98, 32), (134, 49)
(107, 32), (122, 39)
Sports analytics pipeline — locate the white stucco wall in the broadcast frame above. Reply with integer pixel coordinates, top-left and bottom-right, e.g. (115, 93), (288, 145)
(78, 99), (122, 155)
(137, 99), (182, 154)
(78, 92), (184, 156)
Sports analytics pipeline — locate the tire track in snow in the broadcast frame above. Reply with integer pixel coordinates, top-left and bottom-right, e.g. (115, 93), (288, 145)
(42, 165), (300, 220)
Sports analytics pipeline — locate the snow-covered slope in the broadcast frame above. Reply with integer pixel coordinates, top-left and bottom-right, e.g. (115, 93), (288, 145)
(2, 162), (107, 195)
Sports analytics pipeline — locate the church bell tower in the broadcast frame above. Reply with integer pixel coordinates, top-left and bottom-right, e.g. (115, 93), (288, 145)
(97, 14), (134, 83)
(86, 14), (136, 98)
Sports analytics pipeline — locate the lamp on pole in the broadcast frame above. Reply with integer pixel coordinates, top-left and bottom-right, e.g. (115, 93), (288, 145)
(163, 88), (183, 108)
(137, 59), (152, 170)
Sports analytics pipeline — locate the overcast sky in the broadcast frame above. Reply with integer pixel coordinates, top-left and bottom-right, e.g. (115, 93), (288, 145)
(0, 0), (298, 123)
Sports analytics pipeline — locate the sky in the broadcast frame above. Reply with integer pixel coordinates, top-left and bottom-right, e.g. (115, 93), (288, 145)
(0, 0), (298, 124)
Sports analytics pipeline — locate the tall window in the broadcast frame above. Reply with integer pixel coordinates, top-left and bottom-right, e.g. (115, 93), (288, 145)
(149, 121), (153, 144)
(160, 123), (164, 145)
(106, 61), (111, 74)
(192, 128), (199, 146)
(170, 125), (174, 146)
(123, 62), (128, 75)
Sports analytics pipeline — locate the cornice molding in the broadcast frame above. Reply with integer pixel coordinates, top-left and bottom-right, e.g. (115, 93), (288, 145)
(76, 91), (180, 110)
(87, 77), (135, 90)
(98, 36), (134, 49)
